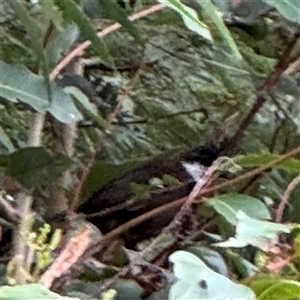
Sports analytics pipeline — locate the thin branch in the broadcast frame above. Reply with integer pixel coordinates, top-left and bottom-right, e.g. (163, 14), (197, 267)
(27, 113), (46, 147)
(275, 174), (300, 223)
(226, 30), (300, 152)
(79, 145), (300, 261)
(27, 4), (165, 156)
(50, 4), (165, 80)
(141, 157), (224, 260)
(52, 146), (300, 288)
(13, 193), (33, 284)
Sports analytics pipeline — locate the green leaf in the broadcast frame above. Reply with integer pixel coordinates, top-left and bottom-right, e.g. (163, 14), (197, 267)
(187, 245), (229, 276)
(81, 160), (141, 200)
(249, 276), (300, 300)
(8, 0), (50, 83)
(169, 251), (256, 299)
(97, 0), (140, 42)
(262, 0), (300, 24)
(234, 153), (300, 174)
(64, 86), (106, 128)
(7, 147), (72, 189)
(0, 283), (80, 299)
(0, 126), (15, 153)
(215, 211), (293, 251)
(45, 24), (79, 67)
(130, 182), (151, 200)
(162, 174), (181, 186)
(0, 60), (82, 123)
(157, 0), (212, 41)
(39, 0), (65, 31)
(198, 0), (242, 58)
(208, 194), (271, 225)
(55, 0), (114, 68)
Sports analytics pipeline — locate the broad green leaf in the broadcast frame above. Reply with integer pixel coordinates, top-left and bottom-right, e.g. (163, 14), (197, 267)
(97, 0), (140, 42)
(0, 126), (15, 153)
(212, 0), (230, 14)
(64, 86), (106, 128)
(8, 0), (50, 84)
(215, 211), (293, 251)
(45, 24), (79, 67)
(157, 0), (212, 41)
(187, 245), (229, 276)
(234, 153), (300, 174)
(262, 0), (300, 24)
(249, 276), (300, 300)
(208, 194), (271, 225)
(247, 275), (283, 295)
(197, 0), (242, 58)
(0, 60), (82, 123)
(130, 182), (151, 199)
(55, 0), (114, 68)
(0, 283), (80, 299)
(39, 0), (65, 31)
(7, 147), (72, 189)
(169, 251), (256, 300)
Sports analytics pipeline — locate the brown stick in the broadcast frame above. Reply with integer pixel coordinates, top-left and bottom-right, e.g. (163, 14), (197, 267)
(226, 30), (300, 152)
(275, 174), (300, 223)
(50, 4), (165, 81)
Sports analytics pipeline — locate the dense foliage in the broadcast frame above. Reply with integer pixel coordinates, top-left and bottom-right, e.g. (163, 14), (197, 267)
(0, 0), (300, 299)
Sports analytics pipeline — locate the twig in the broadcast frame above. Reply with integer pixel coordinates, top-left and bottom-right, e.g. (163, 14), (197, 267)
(275, 174), (300, 223)
(226, 30), (300, 152)
(141, 157), (229, 260)
(13, 193), (33, 284)
(27, 113), (46, 147)
(50, 4), (165, 80)
(202, 146), (300, 196)
(82, 145), (300, 258)
(54, 146), (300, 288)
(27, 3), (165, 181)
(39, 225), (93, 289)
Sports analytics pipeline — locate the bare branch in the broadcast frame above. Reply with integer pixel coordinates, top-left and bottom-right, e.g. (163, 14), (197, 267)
(275, 174), (300, 223)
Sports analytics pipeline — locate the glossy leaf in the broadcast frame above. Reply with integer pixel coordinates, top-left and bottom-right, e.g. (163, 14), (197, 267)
(8, 0), (50, 83)
(55, 0), (114, 68)
(199, 0), (242, 58)
(158, 0), (212, 41)
(248, 276), (300, 300)
(7, 147), (72, 189)
(215, 211), (293, 251)
(45, 24), (79, 67)
(169, 251), (256, 299)
(0, 60), (82, 123)
(97, 0), (140, 42)
(262, 0), (300, 24)
(64, 86), (106, 128)
(208, 194), (271, 225)
(234, 153), (300, 174)
(40, 0), (65, 31)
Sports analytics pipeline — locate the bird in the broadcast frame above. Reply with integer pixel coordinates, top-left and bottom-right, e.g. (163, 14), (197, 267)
(78, 143), (221, 248)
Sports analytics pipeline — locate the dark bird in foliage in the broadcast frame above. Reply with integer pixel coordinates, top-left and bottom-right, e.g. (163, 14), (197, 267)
(78, 143), (222, 248)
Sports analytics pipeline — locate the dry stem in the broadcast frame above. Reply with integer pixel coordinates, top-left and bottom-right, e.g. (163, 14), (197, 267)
(275, 174), (300, 223)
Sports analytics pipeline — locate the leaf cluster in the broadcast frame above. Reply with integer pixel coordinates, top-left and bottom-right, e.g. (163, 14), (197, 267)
(0, 0), (300, 299)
